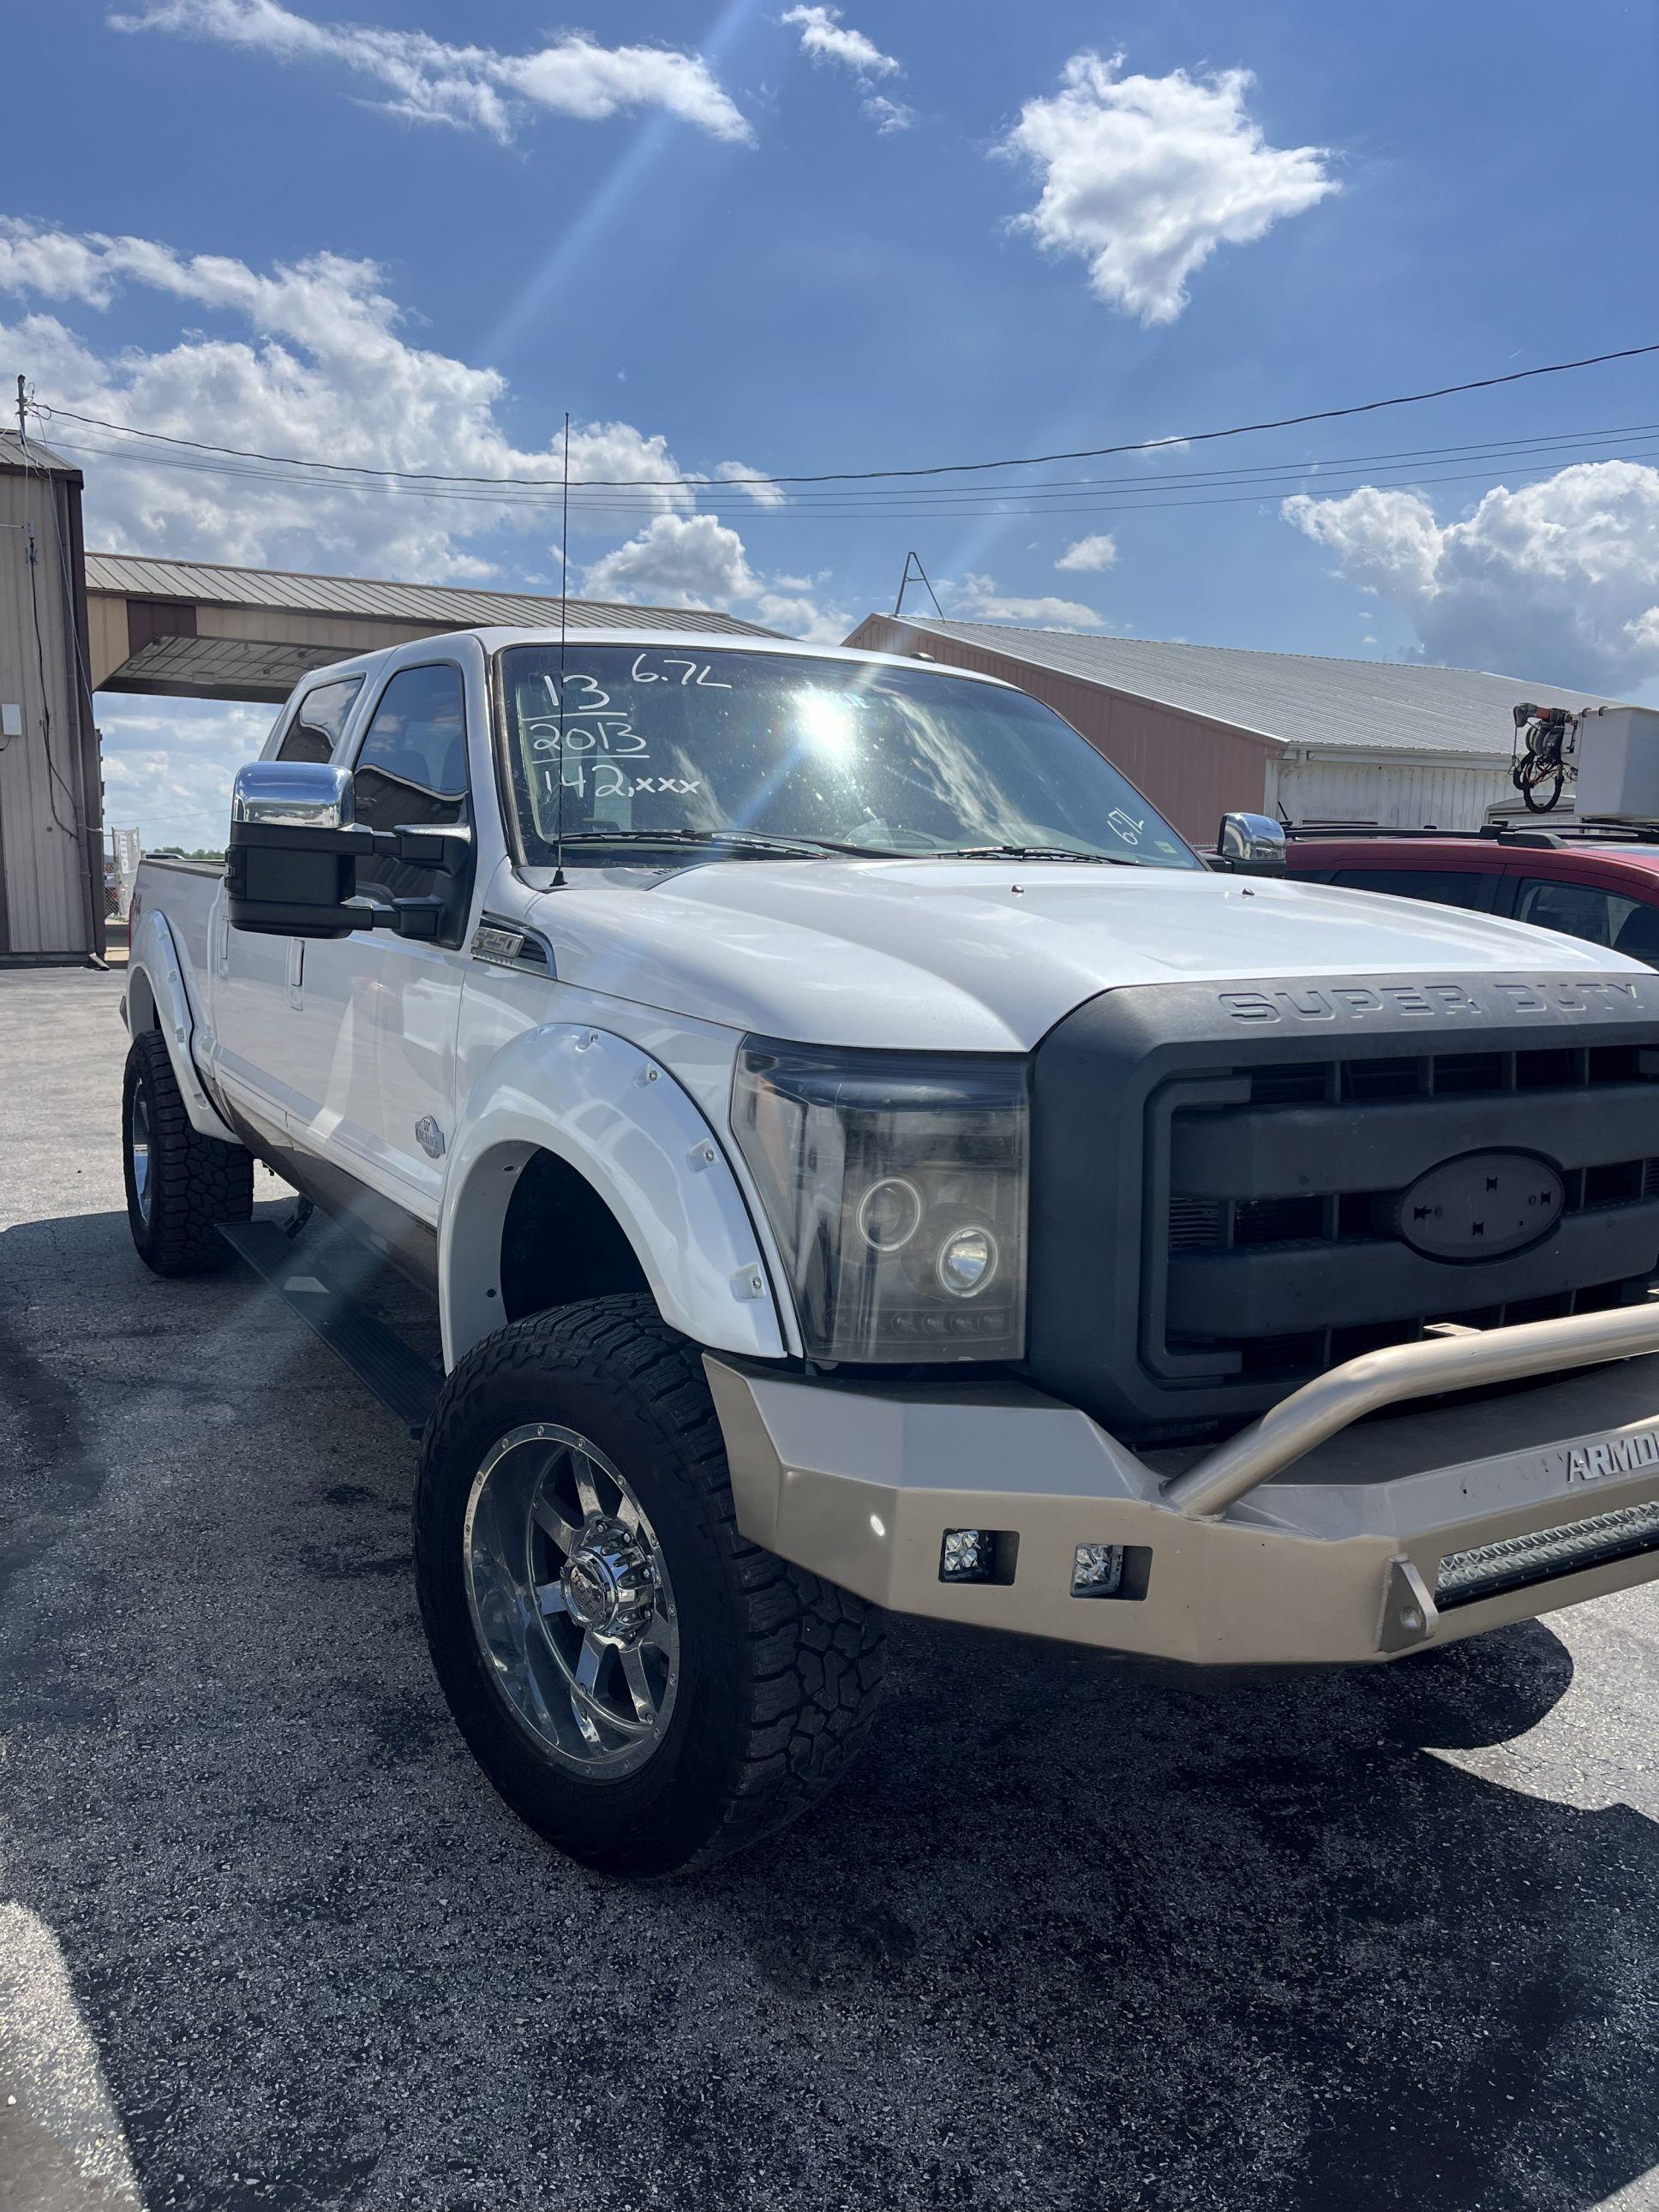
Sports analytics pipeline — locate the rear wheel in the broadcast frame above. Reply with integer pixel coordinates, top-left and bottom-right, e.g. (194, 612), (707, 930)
(122, 1029), (253, 1276)
(414, 1295), (886, 1875)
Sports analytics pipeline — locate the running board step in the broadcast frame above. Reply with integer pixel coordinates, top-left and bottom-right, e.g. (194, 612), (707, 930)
(219, 1220), (441, 1436)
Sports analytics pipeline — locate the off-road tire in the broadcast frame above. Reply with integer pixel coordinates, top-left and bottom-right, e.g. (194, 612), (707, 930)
(415, 1295), (887, 1876)
(122, 1029), (253, 1276)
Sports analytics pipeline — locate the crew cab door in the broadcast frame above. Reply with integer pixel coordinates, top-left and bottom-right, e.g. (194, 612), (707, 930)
(283, 655), (475, 1218)
(210, 673), (365, 1139)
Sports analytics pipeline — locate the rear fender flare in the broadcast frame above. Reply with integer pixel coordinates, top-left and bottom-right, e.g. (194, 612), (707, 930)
(125, 909), (242, 1147)
(440, 1024), (788, 1369)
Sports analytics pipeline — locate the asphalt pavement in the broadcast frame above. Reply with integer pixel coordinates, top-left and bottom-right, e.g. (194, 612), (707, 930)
(4, 967), (1659, 2212)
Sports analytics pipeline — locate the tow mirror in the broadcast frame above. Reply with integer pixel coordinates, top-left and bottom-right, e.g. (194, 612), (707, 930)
(1216, 811), (1287, 875)
(226, 760), (471, 942)
(234, 758), (353, 833)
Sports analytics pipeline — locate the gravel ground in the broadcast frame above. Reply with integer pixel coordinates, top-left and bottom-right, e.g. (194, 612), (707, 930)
(4, 967), (1659, 2212)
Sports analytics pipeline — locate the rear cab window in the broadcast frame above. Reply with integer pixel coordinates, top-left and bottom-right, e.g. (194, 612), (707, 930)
(273, 675), (365, 764)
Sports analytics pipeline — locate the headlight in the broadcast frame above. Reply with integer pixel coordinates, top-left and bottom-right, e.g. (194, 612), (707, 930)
(732, 1037), (1028, 1362)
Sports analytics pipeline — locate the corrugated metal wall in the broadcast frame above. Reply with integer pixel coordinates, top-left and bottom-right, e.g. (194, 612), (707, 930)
(848, 615), (1278, 844)
(0, 466), (94, 955)
(1277, 755), (1515, 832)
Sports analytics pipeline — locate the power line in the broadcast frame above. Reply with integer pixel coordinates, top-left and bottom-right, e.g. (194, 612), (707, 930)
(30, 338), (1659, 492)
(37, 427), (1659, 526)
(51, 414), (1659, 508)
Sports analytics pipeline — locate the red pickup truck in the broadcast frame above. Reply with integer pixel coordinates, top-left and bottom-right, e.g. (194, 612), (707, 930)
(1285, 827), (1659, 968)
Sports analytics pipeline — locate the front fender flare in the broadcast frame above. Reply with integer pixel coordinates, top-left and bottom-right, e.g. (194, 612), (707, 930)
(440, 1024), (788, 1369)
(126, 908), (242, 1146)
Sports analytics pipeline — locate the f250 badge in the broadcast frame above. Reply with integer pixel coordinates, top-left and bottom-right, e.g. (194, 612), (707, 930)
(415, 1115), (446, 1160)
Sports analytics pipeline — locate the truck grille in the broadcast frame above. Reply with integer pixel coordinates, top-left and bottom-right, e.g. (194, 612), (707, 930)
(1163, 1042), (1659, 1382)
(1027, 969), (1659, 1440)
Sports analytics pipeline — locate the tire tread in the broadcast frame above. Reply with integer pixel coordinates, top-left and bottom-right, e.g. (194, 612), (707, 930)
(123, 1030), (253, 1276)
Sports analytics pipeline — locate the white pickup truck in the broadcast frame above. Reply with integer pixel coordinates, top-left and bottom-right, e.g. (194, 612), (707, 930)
(123, 625), (1659, 1874)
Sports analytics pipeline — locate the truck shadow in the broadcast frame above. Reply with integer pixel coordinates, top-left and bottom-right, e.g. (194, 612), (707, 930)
(3, 1205), (1658, 2211)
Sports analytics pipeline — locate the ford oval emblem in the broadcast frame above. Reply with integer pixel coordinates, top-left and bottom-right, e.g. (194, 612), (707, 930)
(1396, 1150), (1564, 1262)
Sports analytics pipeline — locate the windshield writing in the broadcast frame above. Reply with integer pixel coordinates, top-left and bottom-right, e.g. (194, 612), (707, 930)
(500, 647), (1198, 868)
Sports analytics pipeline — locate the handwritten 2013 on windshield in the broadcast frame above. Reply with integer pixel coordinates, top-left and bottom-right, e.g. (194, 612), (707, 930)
(521, 655), (733, 762)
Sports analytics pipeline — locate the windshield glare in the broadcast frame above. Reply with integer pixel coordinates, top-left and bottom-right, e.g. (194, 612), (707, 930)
(498, 646), (1199, 869)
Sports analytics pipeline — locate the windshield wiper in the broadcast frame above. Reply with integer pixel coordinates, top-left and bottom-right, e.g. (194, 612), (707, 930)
(557, 828), (895, 859)
(948, 844), (1141, 865)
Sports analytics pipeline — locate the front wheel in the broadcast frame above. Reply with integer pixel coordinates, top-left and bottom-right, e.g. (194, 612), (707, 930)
(414, 1296), (886, 1875)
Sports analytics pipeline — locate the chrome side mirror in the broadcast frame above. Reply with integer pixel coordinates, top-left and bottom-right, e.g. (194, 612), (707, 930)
(227, 759), (364, 939)
(1217, 810), (1287, 874)
(227, 756), (472, 943)
(231, 759), (353, 831)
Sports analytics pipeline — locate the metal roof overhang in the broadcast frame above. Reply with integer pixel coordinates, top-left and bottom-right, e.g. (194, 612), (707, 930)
(86, 553), (786, 703)
(106, 633), (356, 704)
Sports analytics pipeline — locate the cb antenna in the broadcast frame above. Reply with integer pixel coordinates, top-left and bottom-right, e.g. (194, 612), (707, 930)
(552, 409), (570, 888)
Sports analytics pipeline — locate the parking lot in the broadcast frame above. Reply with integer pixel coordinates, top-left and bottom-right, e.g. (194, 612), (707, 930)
(3, 966), (1659, 2211)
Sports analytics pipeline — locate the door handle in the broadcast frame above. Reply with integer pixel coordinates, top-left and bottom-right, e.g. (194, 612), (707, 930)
(287, 939), (304, 1010)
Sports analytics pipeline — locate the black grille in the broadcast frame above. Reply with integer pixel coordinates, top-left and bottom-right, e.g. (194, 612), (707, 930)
(1165, 1042), (1659, 1380)
(1027, 968), (1659, 1441)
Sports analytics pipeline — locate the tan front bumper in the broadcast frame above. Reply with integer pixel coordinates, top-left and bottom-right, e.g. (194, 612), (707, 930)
(705, 1302), (1659, 1665)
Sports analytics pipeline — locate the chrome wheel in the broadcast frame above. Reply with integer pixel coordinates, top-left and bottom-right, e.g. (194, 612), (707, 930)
(463, 1423), (680, 1776)
(129, 1081), (153, 1225)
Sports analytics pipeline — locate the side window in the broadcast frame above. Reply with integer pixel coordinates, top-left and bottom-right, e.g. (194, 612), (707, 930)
(1514, 877), (1638, 949)
(351, 663), (469, 901)
(275, 676), (363, 765)
(1331, 868), (1492, 910)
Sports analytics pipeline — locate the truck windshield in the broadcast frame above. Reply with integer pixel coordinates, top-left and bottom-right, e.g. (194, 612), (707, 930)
(497, 645), (1199, 869)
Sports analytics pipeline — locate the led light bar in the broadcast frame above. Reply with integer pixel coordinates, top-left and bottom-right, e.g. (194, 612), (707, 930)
(1437, 1499), (1659, 1606)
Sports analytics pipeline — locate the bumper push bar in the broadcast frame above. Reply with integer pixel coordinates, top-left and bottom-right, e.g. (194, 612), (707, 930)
(705, 1299), (1659, 1666)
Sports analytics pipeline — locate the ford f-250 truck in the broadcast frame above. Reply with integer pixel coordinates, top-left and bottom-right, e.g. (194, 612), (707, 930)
(123, 625), (1659, 1874)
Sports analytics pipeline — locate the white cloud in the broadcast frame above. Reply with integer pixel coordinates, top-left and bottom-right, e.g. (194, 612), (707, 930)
(111, 0), (754, 144)
(951, 574), (1103, 629)
(0, 218), (767, 583)
(999, 52), (1336, 323)
(862, 94), (915, 134)
(714, 461), (788, 510)
(1056, 532), (1117, 572)
(99, 700), (274, 850)
(578, 517), (846, 639)
(578, 512), (847, 641)
(582, 512), (759, 608)
(1282, 461), (1659, 693)
(781, 6), (899, 77)
(781, 5), (907, 130)
(754, 592), (852, 644)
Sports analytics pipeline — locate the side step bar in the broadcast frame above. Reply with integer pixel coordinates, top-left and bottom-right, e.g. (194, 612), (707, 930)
(219, 1220), (442, 1437)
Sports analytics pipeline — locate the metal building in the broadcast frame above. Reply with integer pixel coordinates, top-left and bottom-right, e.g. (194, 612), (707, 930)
(845, 614), (1634, 843)
(0, 431), (103, 962)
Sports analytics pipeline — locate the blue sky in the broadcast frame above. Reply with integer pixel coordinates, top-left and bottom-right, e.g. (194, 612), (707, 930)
(3, 0), (1656, 843)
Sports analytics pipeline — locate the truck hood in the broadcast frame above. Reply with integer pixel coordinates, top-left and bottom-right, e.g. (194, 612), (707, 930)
(527, 858), (1645, 1053)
